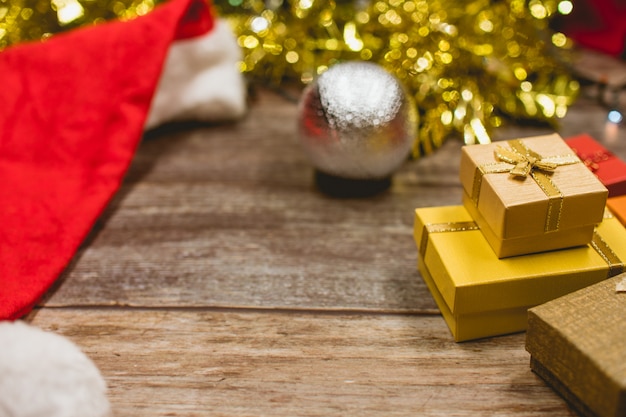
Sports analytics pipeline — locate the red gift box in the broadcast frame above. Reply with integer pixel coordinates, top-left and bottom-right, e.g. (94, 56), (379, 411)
(566, 134), (626, 197)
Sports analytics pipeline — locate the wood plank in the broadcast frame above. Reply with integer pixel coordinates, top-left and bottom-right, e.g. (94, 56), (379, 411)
(27, 308), (577, 417)
(43, 180), (460, 311)
(40, 89), (626, 312)
(42, 88), (468, 311)
(44, 224), (437, 312)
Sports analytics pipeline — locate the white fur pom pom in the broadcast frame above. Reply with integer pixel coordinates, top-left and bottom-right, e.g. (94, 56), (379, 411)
(0, 321), (111, 417)
(145, 19), (247, 130)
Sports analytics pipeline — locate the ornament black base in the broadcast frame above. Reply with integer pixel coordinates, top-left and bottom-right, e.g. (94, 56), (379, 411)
(314, 170), (391, 198)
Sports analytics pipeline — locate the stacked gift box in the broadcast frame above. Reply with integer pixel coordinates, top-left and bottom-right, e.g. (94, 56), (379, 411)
(526, 273), (626, 417)
(566, 134), (626, 198)
(608, 195), (626, 226)
(413, 133), (626, 342)
(566, 133), (626, 230)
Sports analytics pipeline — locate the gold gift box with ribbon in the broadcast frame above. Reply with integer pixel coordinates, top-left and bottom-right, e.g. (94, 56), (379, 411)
(459, 133), (608, 258)
(413, 205), (625, 342)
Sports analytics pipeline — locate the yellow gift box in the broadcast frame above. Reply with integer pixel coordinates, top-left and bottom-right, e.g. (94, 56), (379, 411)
(413, 205), (625, 342)
(459, 134), (608, 258)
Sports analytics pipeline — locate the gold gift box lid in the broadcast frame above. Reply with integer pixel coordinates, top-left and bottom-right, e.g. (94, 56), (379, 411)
(459, 134), (608, 240)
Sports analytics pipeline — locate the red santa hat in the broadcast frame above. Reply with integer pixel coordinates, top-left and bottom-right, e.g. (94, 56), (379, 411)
(0, 0), (246, 320)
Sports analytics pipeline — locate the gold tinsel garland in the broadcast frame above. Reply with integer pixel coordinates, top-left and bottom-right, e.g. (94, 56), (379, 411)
(0, 0), (156, 45)
(217, 0), (580, 156)
(0, 0), (580, 157)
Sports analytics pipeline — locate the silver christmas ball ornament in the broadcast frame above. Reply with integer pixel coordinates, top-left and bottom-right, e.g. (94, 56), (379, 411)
(297, 61), (418, 180)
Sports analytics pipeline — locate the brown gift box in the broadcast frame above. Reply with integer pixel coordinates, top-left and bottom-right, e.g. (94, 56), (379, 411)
(526, 274), (626, 417)
(460, 133), (608, 258)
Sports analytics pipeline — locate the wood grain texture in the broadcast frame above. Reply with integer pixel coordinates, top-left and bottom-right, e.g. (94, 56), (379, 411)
(40, 88), (626, 312)
(41, 89), (466, 312)
(29, 308), (577, 417)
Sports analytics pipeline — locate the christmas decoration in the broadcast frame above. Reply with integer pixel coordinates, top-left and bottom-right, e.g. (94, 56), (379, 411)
(551, 0), (626, 57)
(216, 0), (580, 157)
(607, 195), (626, 226)
(459, 134), (608, 258)
(2, 0), (580, 158)
(414, 205), (625, 342)
(0, 321), (110, 417)
(0, 0), (160, 48)
(527, 274), (626, 417)
(0, 0), (243, 321)
(566, 134), (626, 197)
(298, 61), (416, 180)
(146, 19), (246, 129)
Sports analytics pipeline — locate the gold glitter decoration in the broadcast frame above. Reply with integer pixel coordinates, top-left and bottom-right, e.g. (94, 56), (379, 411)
(0, 0), (158, 50)
(1, 0), (580, 157)
(216, 0), (580, 157)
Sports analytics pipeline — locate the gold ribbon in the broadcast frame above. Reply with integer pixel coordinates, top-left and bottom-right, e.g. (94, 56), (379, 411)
(471, 139), (581, 232)
(494, 143), (558, 177)
(420, 219), (624, 277)
(591, 231), (624, 277)
(419, 221), (480, 258)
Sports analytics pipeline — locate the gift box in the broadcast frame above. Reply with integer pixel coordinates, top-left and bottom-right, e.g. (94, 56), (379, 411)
(413, 205), (625, 342)
(459, 133), (608, 258)
(608, 195), (626, 226)
(566, 134), (626, 198)
(526, 273), (626, 417)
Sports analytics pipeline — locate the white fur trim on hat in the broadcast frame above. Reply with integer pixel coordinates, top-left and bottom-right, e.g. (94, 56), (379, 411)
(145, 19), (247, 130)
(0, 321), (111, 417)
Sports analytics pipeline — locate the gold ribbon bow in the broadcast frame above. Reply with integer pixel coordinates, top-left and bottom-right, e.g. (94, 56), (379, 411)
(472, 139), (581, 232)
(494, 145), (558, 178)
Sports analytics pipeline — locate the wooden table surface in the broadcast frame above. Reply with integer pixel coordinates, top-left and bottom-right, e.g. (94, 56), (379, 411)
(26, 63), (626, 416)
